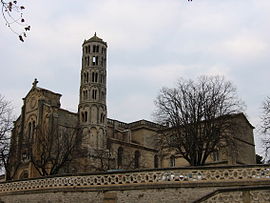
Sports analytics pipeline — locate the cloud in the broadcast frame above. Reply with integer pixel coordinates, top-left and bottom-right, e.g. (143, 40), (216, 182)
(1, 0), (270, 153)
(218, 36), (268, 59)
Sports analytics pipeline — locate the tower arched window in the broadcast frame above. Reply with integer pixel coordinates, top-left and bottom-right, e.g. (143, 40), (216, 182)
(117, 147), (123, 168)
(92, 72), (95, 82)
(83, 90), (88, 100)
(85, 111), (88, 122)
(95, 72), (98, 82)
(92, 56), (98, 65)
(81, 112), (84, 122)
(92, 89), (97, 100)
(84, 57), (87, 66)
(84, 73), (88, 83)
(154, 155), (159, 168)
(100, 74), (103, 83)
(81, 111), (88, 122)
(100, 113), (103, 123)
(134, 151), (140, 169)
(100, 113), (105, 123)
(101, 91), (105, 100)
(170, 155), (175, 167)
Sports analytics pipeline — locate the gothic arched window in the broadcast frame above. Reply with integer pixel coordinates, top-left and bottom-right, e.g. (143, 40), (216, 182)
(28, 122), (32, 138)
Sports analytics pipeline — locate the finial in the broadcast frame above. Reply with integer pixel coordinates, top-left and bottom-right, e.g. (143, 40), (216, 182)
(94, 32), (96, 37)
(32, 78), (38, 88)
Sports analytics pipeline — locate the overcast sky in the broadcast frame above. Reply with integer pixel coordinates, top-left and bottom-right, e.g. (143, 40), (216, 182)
(1, 0), (270, 154)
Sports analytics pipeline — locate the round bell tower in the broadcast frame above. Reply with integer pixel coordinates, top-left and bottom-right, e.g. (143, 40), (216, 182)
(78, 33), (107, 149)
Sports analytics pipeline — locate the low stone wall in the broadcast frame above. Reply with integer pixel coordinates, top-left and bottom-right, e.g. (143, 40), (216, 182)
(0, 164), (270, 203)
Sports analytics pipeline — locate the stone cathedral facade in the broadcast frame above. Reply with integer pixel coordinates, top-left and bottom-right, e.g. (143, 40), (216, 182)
(8, 34), (256, 180)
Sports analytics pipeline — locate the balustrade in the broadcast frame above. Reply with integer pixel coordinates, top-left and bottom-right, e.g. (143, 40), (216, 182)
(1, 165), (270, 193)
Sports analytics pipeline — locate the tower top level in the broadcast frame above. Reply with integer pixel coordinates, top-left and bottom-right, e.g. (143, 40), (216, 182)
(83, 33), (107, 46)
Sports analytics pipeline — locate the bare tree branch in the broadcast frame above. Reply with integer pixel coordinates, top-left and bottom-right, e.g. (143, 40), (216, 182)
(1, 0), (30, 41)
(0, 94), (17, 179)
(25, 113), (81, 176)
(260, 97), (270, 162)
(154, 75), (244, 166)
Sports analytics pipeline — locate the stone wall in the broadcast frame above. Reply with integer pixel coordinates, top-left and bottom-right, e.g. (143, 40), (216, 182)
(1, 165), (270, 203)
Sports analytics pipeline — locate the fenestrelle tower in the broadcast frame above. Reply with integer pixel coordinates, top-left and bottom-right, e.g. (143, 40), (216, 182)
(79, 33), (107, 150)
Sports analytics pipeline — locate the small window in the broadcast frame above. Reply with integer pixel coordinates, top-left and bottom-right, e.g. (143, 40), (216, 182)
(134, 151), (140, 168)
(81, 111), (88, 122)
(154, 155), (159, 168)
(92, 72), (95, 82)
(100, 113), (105, 123)
(92, 56), (98, 65)
(117, 147), (123, 167)
(81, 112), (85, 122)
(102, 47), (105, 54)
(95, 73), (98, 82)
(85, 111), (88, 122)
(28, 122), (32, 138)
(84, 73), (88, 83)
(83, 90), (88, 100)
(32, 121), (35, 140)
(100, 74), (103, 83)
(92, 89), (97, 100)
(212, 151), (219, 162)
(170, 155), (175, 167)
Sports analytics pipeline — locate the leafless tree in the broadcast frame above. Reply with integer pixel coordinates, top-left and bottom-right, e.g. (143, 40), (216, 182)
(154, 75), (244, 166)
(82, 146), (147, 172)
(26, 115), (80, 176)
(0, 94), (15, 177)
(85, 148), (115, 172)
(1, 0), (30, 41)
(260, 97), (270, 161)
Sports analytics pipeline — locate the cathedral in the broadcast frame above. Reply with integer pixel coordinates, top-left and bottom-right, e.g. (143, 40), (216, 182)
(7, 34), (256, 180)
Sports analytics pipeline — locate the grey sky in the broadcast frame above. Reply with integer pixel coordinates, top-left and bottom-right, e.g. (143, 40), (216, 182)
(1, 0), (270, 154)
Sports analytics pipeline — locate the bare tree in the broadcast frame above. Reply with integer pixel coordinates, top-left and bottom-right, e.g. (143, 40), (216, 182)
(260, 97), (270, 161)
(1, 0), (30, 41)
(26, 115), (80, 176)
(85, 148), (115, 172)
(154, 75), (244, 166)
(0, 94), (15, 177)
